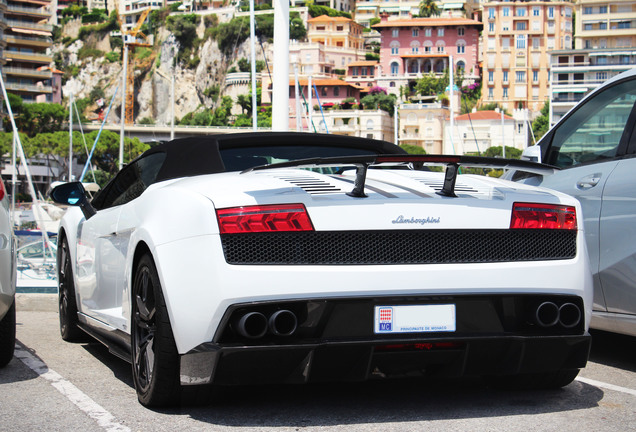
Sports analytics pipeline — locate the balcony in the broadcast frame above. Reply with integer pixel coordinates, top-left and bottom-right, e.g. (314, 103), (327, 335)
(2, 34), (52, 47)
(6, 19), (52, 32)
(7, 5), (50, 17)
(5, 82), (52, 93)
(3, 50), (52, 63)
(3, 66), (52, 78)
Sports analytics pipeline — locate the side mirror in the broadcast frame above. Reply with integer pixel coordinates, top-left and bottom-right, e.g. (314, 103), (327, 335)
(520, 145), (542, 163)
(50, 182), (96, 220)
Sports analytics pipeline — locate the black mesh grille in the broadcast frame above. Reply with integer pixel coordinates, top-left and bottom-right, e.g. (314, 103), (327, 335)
(220, 229), (577, 265)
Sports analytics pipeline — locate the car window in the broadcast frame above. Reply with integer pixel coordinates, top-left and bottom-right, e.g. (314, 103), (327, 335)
(545, 79), (636, 168)
(92, 152), (167, 210)
(220, 145), (384, 172)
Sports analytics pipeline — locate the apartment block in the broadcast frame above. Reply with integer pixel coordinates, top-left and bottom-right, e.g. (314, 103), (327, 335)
(372, 16), (482, 98)
(549, 49), (636, 124)
(398, 100), (448, 154)
(281, 15), (367, 78)
(307, 15), (365, 51)
(547, 0), (636, 125)
(2, 0), (54, 102)
(354, 0), (479, 28)
(481, 0), (573, 116)
(576, 0), (636, 50)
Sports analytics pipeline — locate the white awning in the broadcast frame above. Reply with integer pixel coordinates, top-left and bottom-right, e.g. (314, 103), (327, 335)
(554, 88), (589, 93)
(589, 51), (636, 56)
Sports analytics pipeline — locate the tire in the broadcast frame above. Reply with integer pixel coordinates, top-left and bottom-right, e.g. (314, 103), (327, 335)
(131, 254), (181, 407)
(488, 369), (580, 390)
(0, 301), (16, 368)
(58, 237), (85, 342)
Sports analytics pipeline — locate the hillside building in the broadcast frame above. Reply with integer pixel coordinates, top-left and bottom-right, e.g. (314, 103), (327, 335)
(1, 0), (54, 103)
(372, 16), (482, 98)
(481, 0), (574, 116)
(548, 0), (636, 125)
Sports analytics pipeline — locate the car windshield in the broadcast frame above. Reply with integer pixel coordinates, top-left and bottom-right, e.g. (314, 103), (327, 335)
(219, 145), (383, 172)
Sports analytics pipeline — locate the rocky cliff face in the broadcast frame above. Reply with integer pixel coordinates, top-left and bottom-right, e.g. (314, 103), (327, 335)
(56, 17), (254, 126)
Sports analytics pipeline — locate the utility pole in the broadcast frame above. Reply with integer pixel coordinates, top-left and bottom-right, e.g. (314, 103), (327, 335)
(272, 0), (289, 130)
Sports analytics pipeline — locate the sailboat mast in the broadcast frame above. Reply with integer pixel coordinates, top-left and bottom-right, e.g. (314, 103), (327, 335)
(69, 93), (73, 181)
(120, 46), (128, 171)
(272, 0), (289, 131)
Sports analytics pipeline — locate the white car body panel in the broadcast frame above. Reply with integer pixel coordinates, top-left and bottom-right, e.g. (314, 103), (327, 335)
(52, 133), (593, 403)
(58, 166), (593, 354)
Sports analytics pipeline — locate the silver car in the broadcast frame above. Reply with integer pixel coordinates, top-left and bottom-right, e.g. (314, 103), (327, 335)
(0, 176), (16, 367)
(507, 68), (636, 336)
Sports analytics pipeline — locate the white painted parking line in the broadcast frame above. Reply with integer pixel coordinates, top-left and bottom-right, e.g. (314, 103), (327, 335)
(576, 376), (636, 397)
(14, 344), (131, 432)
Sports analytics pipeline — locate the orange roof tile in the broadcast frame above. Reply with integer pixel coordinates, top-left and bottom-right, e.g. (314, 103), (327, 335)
(308, 15), (353, 23)
(455, 111), (513, 121)
(347, 61), (378, 67)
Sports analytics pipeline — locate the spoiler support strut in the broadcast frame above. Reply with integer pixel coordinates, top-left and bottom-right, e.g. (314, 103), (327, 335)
(243, 154), (558, 199)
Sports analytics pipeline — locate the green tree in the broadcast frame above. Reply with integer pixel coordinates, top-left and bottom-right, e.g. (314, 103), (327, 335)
(418, 0), (440, 17)
(400, 144), (427, 155)
(211, 96), (234, 126)
(290, 15), (307, 40)
(209, 17), (250, 56)
(236, 94), (251, 114)
(414, 73), (440, 97)
(238, 58), (250, 72)
(166, 14), (201, 64)
(361, 92), (397, 116)
(80, 130), (149, 176)
(532, 102), (550, 142)
(478, 102), (511, 116)
(6, 96), (68, 137)
(483, 146), (522, 159)
(307, 1), (351, 18)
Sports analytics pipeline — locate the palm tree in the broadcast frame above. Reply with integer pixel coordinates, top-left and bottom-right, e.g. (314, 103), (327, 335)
(419, 0), (440, 17)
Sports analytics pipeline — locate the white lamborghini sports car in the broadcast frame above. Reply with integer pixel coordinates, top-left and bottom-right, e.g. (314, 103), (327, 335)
(51, 132), (593, 407)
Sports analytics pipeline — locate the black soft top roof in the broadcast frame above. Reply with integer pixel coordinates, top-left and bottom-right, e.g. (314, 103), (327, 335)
(142, 132), (405, 183)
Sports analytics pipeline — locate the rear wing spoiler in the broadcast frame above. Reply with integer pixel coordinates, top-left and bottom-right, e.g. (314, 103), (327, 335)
(243, 154), (559, 198)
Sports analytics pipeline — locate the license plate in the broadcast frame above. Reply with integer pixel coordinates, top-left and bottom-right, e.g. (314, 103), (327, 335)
(374, 304), (456, 334)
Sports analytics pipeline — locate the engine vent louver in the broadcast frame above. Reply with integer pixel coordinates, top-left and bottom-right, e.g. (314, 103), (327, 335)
(414, 178), (484, 197)
(274, 175), (343, 195)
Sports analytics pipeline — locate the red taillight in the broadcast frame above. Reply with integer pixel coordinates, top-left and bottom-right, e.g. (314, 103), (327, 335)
(217, 204), (314, 234)
(0, 178), (5, 201)
(510, 202), (577, 230)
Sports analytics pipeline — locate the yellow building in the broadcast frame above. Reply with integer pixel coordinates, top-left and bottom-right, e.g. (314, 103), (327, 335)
(575, 0), (636, 49)
(481, 0), (573, 115)
(307, 15), (365, 51)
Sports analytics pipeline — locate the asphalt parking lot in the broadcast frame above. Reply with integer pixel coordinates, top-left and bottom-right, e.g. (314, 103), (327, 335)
(2, 294), (636, 432)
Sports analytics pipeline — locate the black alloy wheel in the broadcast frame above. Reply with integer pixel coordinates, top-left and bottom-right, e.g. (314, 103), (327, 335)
(131, 254), (180, 407)
(0, 301), (16, 367)
(58, 237), (84, 342)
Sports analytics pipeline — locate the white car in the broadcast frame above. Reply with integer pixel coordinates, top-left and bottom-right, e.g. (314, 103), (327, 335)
(0, 176), (16, 368)
(51, 132), (593, 407)
(506, 68), (636, 337)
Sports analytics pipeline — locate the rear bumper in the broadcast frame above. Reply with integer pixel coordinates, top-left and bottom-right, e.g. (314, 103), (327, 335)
(180, 334), (591, 386)
(180, 293), (591, 386)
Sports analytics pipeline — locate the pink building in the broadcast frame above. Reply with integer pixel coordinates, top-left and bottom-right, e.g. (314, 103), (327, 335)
(263, 78), (364, 106)
(372, 16), (482, 97)
(345, 60), (379, 89)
